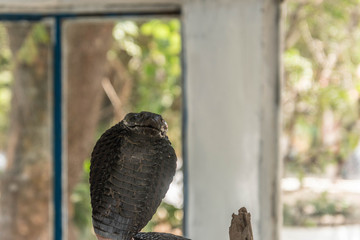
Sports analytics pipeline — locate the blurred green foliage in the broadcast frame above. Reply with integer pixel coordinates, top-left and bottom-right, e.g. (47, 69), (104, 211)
(283, 0), (360, 227)
(143, 202), (183, 232)
(283, 0), (360, 177)
(0, 23), (12, 150)
(17, 24), (50, 65)
(0, 17), (182, 238)
(72, 18), (183, 238)
(283, 192), (352, 227)
(72, 159), (97, 240)
(0, 23), (50, 151)
(111, 19), (181, 112)
(107, 19), (182, 153)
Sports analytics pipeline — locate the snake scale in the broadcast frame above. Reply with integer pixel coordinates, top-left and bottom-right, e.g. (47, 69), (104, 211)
(90, 112), (190, 240)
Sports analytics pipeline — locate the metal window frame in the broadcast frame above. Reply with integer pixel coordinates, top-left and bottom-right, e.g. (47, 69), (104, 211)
(0, 9), (186, 240)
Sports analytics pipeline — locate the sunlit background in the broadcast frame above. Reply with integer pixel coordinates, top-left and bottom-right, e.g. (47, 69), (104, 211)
(282, 1), (360, 239)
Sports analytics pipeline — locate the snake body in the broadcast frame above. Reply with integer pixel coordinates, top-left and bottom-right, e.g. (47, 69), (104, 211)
(90, 112), (189, 240)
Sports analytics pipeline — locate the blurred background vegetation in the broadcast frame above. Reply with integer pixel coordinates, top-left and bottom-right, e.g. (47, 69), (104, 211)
(0, 18), (183, 240)
(283, 0), (360, 227)
(2, 0), (360, 239)
(283, 0), (360, 180)
(0, 23), (11, 155)
(69, 19), (184, 239)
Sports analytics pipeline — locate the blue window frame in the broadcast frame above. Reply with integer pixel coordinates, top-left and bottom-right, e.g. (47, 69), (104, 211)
(0, 10), (186, 240)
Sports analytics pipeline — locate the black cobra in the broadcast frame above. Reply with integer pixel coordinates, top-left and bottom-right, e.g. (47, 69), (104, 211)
(90, 111), (190, 240)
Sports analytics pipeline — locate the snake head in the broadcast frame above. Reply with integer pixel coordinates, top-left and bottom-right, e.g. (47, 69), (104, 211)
(123, 111), (168, 137)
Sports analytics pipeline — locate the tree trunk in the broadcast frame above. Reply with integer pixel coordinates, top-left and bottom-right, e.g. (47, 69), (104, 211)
(64, 21), (114, 239)
(0, 22), (52, 240)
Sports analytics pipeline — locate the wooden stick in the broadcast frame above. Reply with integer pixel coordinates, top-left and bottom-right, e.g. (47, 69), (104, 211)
(229, 207), (254, 240)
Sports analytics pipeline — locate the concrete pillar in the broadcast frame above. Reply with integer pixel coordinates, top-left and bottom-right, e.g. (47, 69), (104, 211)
(182, 0), (282, 239)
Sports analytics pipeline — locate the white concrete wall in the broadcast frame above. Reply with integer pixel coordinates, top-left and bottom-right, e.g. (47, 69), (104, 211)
(182, 0), (281, 239)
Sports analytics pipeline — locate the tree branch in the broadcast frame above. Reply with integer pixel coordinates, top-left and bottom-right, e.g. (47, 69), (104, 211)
(101, 77), (124, 121)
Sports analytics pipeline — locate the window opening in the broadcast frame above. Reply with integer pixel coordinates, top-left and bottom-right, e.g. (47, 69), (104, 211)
(0, 12), (184, 240)
(282, 1), (360, 239)
(0, 20), (54, 240)
(63, 17), (183, 239)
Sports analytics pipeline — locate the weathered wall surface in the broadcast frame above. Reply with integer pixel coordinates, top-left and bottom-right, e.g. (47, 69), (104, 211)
(0, 0), (180, 13)
(182, 0), (281, 239)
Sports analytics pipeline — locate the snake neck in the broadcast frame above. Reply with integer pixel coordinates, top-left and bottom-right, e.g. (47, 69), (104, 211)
(95, 233), (112, 240)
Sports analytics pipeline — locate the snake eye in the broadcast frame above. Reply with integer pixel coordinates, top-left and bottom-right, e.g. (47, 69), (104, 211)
(130, 114), (138, 122)
(126, 113), (139, 123)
